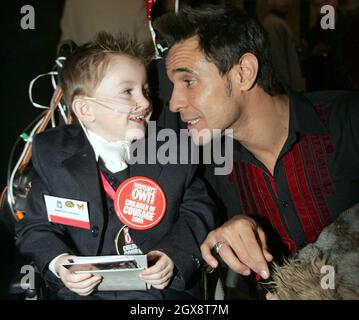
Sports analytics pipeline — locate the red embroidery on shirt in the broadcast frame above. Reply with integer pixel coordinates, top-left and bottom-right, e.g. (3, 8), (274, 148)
(283, 149), (318, 243)
(301, 135), (333, 225)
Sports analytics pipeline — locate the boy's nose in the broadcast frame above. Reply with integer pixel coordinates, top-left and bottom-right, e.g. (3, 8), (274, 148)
(136, 95), (150, 110)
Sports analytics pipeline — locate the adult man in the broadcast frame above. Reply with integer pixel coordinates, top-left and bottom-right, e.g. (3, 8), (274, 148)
(155, 5), (359, 292)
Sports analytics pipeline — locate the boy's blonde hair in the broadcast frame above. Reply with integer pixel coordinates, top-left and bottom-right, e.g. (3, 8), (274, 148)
(59, 32), (150, 107)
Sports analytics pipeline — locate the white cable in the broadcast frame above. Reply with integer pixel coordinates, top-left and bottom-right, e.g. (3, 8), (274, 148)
(50, 95), (56, 127)
(29, 56), (68, 124)
(148, 20), (161, 59)
(29, 72), (58, 110)
(50, 72), (58, 126)
(55, 56), (66, 68)
(53, 57), (68, 125)
(175, 0), (179, 14)
(157, 43), (168, 54)
(58, 101), (68, 124)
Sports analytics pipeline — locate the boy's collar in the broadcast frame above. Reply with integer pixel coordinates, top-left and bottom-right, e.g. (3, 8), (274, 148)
(86, 129), (131, 173)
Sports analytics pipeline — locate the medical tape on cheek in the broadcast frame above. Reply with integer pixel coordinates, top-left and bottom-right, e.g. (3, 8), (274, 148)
(86, 96), (134, 114)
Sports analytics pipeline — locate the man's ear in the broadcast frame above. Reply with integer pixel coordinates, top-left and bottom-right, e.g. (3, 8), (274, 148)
(231, 53), (259, 91)
(71, 97), (95, 123)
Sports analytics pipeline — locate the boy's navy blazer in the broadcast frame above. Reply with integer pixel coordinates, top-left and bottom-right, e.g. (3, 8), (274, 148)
(16, 125), (215, 293)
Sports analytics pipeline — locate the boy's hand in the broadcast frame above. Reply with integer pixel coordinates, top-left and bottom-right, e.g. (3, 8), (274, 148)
(139, 251), (174, 290)
(55, 255), (102, 296)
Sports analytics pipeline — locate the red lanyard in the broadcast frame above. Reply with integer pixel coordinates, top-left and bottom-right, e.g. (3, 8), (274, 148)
(99, 171), (136, 247)
(99, 170), (131, 232)
(99, 170), (116, 200)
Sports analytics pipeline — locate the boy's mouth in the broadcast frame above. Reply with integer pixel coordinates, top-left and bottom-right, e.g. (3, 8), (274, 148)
(128, 108), (151, 125)
(129, 115), (145, 125)
(129, 115), (145, 121)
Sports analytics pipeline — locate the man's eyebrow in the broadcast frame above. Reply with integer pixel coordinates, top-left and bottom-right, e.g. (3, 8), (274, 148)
(171, 67), (197, 76)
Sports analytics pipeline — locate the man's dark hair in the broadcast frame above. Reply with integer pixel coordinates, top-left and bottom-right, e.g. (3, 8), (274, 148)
(155, 5), (283, 95)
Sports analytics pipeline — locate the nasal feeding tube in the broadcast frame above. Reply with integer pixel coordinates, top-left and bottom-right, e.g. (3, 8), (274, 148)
(83, 96), (147, 115)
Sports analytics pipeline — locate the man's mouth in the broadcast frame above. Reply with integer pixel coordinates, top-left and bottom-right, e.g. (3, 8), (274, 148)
(183, 117), (201, 129)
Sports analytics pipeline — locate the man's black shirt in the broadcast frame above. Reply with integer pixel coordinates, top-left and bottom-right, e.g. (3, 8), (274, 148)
(206, 89), (359, 252)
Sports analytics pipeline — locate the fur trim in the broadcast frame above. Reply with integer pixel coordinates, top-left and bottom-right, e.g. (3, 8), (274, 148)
(270, 203), (359, 300)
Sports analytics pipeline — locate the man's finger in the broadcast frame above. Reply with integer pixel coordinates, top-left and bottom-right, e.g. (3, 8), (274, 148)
(200, 239), (219, 268)
(263, 249), (273, 262)
(237, 227), (270, 278)
(266, 292), (281, 300)
(218, 243), (251, 275)
(257, 229), (268, 250)
(257, 229), (273, 262)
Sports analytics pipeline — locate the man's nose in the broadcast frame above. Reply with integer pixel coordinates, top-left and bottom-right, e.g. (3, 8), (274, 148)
(169, 90), (187, 113)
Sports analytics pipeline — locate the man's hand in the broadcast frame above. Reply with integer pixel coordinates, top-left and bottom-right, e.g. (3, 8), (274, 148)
(266, 292), (281, 300)
(201, 215), (273, 279)
(139, 251), (174, 290)
(55, 255), (102, 296)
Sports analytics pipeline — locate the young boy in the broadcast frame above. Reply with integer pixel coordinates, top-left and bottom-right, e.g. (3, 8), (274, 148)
(16, 32), (215, 300)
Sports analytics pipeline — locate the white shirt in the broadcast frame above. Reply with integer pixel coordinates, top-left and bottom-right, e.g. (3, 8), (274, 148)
(86, 129), (131, 173)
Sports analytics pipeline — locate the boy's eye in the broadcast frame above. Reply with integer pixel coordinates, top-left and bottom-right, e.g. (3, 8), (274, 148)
(143, 87), (151, 96)
(122, 89), (132, 95)
(184, 79), (194, 87)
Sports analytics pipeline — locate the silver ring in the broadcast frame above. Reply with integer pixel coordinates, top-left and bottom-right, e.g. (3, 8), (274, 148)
(212, 241), (226, 255)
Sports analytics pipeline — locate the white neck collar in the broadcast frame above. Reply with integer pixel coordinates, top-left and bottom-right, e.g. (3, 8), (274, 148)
(86, 129), (131, 173)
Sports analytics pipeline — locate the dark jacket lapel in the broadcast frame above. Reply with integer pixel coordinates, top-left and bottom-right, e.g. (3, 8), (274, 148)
(61, 128), (104, 235)
(129, 163), (163, 183)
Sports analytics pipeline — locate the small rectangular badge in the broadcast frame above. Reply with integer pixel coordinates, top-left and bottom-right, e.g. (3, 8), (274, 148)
(44, 195), (90, 230)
